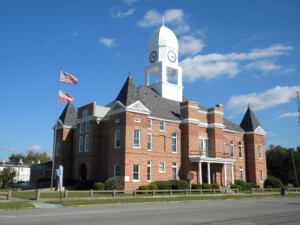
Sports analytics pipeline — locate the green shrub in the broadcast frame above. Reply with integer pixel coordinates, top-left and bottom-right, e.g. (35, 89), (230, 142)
(231, 184), (242, 191)
(148, 183), (158, 190)
(212, 184), (220, 189)
(192, 184), (202, 189)
(104, 176), (124, 190)
(265, 185), (272, 188)
(169, 180), (190, 190)
(255, 184), (260, 188)
(93, 182), (105, 190)
(202, 183), (212, 189)
(245, 183), (256, 190)
(234, 180), (246, 190)
(139, 185), (149, 190)
(264, 176), (283, 188)
(152, 181), (172, 190)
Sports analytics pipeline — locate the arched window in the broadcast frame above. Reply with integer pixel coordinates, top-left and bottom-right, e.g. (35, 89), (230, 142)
(172, 132), (177, 153)
(230, 140), (234, 158)
(238, 141), (243, 158)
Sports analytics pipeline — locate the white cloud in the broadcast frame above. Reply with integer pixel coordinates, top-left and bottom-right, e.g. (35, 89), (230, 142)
(278, 112), (298, 118)
(180, 44), (294, 81)
(124, 0), (138, 5)
(245, 60), (281, 72)
(178, 35), (205, 56)
(0, 147), (23, 152)
(72, 30), (80, 37)
(266, 131), (278, 137)
(111, 9), (135, 18)
(227, 85), (300, 113)
(27, 146), (42, 151)
(137, 9), (189, 34)
(99, 37), (116, 48)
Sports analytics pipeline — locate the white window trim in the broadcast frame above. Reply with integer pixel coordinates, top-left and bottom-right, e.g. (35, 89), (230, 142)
(147, 161), (152, 182)
(86, 121), (90, 132)
(80, 123), (84, 134)
(159, 121), (165, 131)
(115, 118), (120, 123)
(133, 130), (140, 148)
(239, 141), (243, 158)
(172, 162), (177, 180)
(159, 162), (165, 173)
(114, 164), (120, 177)
(172, 132), (177, 153)
(85, 135), (89, 152)
(199, 137), (208, 157)
(239, 166), (244, 180)
(230, 140), (235, 158)
(134, 118), (140, 123)
(258, 146), (263, 159)
(147, 133), (152, 151)
(133, 164), (140, 182)
(83, 109), (89, 118)
(259, 170), (264, 183)
(79, 136), (83, 153)
(224, 140), (226, 156)
(114, 130), (120, 149)
(148, 119), (152, 130)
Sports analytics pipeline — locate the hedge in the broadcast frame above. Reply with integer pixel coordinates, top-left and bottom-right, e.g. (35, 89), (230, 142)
(264, 176), (283, 188)
(148, 183), (158, 190)
(231, 184), (242, 191)
(202, 183), (212, 189)
(211, 184), (220, 189)
(93, 182), (105, 190)
(192, 184), (202, 189)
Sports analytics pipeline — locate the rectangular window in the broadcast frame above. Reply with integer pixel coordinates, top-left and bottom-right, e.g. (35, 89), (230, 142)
(85, 135), (89, 152)
(79, 136), (83, 153)
(114, 164), (120, 177)
(172, 162), (177, 180)
(172, 132), (177, 153)
(230, 140), (234, 158)
(239, 167), (244, 180)
(258, 146), (262, 159)
(133, 130), (140, 148)
(83, 109), (89, 118)
(148, 119), (152, 130)
(259, 170), (263, 182)
(199, 137), (208, 157)
(86, 121), (90, 132)
(147, 134), (152, 151)
(80, 123), (84, 133)
(115, 118), (120, 123)
(133, 164), (140, 181)
(115, 130), (120, 148)
(134, 118), (140, 123)
(56, 142), (60, 156)
(239, 142), (243, 158)
(159, 162), (165, 173)
(224, 140), (226, 157)
(147, 161), (151, 182)
(159, 121), (165, 131)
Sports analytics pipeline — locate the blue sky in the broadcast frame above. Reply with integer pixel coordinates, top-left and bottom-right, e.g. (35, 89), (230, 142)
(0, 0), (299, 161)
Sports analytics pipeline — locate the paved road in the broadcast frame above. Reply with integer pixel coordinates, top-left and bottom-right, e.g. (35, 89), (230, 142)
(1, 197), (300, 225)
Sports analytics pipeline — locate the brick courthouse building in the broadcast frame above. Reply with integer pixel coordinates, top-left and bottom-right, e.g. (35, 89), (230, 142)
(54, 25), (267, 190)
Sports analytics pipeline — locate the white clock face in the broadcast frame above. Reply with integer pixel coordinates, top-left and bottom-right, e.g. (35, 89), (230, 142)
(168, 50), (177, 63)
(149, 51), (157, 63)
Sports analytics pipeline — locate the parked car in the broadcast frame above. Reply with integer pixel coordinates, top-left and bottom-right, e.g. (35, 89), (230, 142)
(12, 181), (30, 189)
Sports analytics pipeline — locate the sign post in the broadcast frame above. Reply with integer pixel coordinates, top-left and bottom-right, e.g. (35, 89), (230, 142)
(187, 172), (194, 191)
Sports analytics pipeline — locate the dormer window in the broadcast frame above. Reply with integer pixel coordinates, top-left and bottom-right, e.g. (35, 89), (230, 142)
(83, 109), (89, 118)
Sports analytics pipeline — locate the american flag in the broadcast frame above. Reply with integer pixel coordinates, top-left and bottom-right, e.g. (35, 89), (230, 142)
(60, 70), (78, 85)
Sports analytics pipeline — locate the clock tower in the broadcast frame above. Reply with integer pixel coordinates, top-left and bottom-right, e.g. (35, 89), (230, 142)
(144, 25), (183, 102)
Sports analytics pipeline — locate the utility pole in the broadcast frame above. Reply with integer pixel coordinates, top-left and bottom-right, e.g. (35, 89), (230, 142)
(290, 151), (299, 187)
(297, 91), (300, 127)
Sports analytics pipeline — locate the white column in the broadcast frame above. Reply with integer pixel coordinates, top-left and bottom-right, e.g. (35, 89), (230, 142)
(207, 162), (211, 184)
(231, 164), (234, 185)
(224, 163), (227, 187)
(199, 162), (202, 184)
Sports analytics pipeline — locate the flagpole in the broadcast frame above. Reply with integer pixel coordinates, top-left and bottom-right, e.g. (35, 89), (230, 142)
(51, 67), (62, 191)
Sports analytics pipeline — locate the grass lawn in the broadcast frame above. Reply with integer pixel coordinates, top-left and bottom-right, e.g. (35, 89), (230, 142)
(12, 191), (36, 200)
(47, 192), (300, 206)
(0, 202), (34, 210)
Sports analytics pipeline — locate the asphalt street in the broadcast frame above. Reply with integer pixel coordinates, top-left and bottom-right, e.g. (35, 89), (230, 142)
(1, 197), (300, 225)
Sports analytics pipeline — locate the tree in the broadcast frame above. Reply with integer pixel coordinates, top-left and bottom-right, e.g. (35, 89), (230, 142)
(266, 145), (300, 186)
(0, 167), (16, 188)
(9, 150), (51, 164)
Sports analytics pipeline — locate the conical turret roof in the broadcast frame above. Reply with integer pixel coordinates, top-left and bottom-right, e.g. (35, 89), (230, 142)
(59, 103), (77, 126)
(115, 73), (140, 106)
(240, 105), (261, 132)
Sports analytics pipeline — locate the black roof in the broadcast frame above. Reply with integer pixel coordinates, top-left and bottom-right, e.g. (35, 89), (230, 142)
(59, 103), (77, 126)
(224, 118), (245, 133)
(115, 74), (140, 106)
(240, 105), (261, 132)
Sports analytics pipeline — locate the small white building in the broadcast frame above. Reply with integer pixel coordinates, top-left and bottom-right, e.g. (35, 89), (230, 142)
(0, 159), (31, 183)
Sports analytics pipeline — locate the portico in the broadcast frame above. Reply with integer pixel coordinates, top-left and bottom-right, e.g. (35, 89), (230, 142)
(190, 156), (235, 187)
